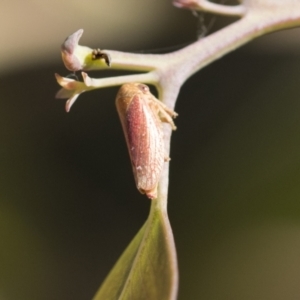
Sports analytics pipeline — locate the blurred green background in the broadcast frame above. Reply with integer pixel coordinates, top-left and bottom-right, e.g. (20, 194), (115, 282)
(1, 1), (300, 299)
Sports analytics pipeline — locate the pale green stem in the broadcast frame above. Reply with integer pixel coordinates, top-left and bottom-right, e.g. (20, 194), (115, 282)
(153, 3), (300, 210)
(84, 71), (159, 89)
(58, 1), (300, 211)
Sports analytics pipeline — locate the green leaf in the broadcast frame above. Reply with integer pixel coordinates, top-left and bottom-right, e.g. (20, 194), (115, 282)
(92, 202), (178, 300)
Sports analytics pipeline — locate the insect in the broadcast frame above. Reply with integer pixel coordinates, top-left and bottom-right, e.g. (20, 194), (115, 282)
(91, 48), (111, 67)
(116, 83), (178, 199)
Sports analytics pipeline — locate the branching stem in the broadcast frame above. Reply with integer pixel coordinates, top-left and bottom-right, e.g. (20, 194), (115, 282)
(56, 0), (300, 211)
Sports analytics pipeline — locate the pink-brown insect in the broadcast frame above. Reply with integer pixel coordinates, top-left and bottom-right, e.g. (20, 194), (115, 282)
(116, 83), (178, 199)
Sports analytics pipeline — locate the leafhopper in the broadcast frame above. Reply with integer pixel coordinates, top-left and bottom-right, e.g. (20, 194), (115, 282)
(116, 83), (177, 199)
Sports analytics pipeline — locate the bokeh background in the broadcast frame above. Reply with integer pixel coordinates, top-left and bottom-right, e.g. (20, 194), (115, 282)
(1, 1), (300, 299)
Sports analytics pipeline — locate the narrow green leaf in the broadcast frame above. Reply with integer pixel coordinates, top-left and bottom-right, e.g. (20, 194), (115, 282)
(93, 202), (178, 300)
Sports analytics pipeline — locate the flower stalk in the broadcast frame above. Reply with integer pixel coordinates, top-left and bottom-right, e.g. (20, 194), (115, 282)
(55, 0), (300, 213)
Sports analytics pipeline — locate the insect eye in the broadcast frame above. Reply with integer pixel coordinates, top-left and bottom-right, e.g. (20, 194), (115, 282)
(138, 84), (149, 93)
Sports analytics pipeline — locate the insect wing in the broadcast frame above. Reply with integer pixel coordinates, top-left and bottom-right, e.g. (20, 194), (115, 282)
(125, 94), (164, 195)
